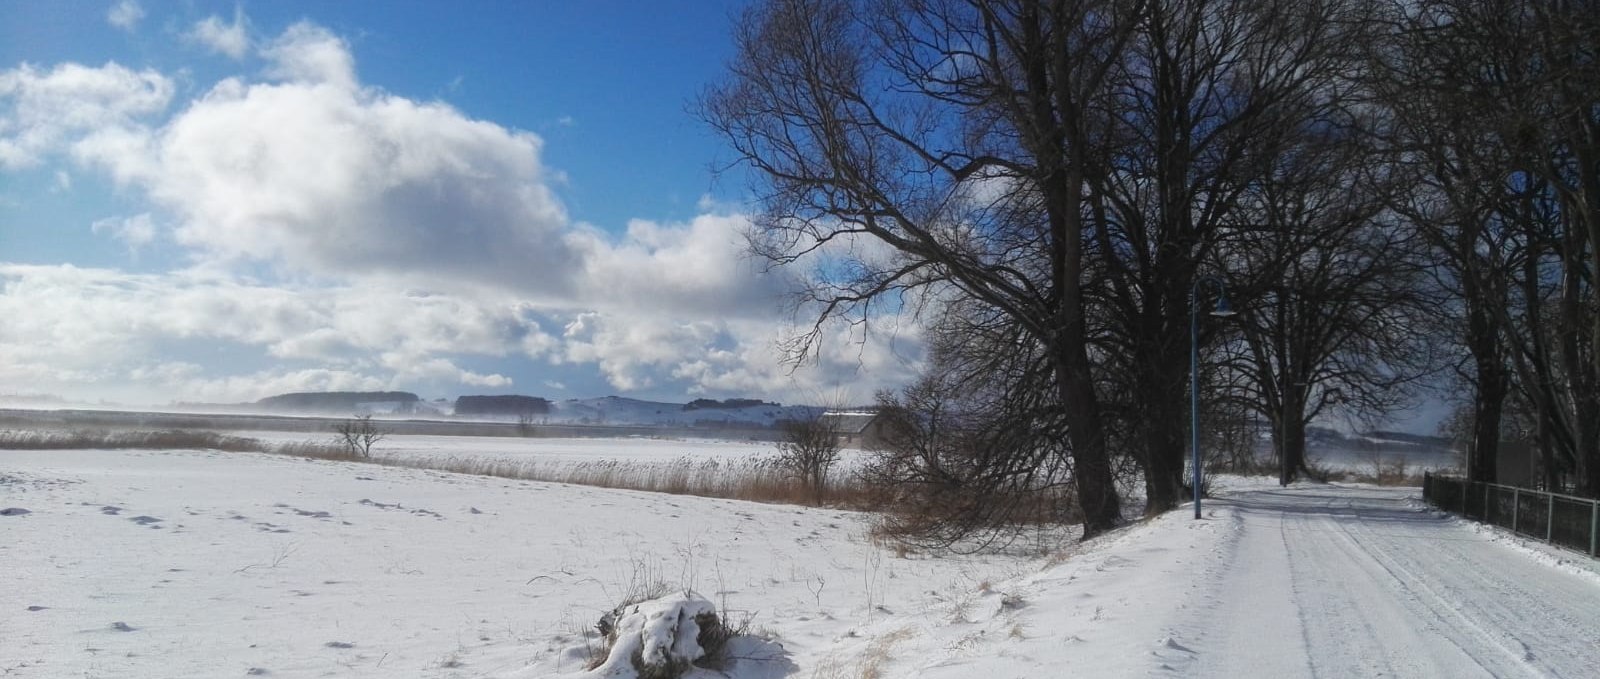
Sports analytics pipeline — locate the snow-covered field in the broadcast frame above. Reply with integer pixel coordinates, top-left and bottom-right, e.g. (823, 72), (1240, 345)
(5, 446), (1596, 678)
(240, 431), (788, 464)
(1, 448), (1030, 678)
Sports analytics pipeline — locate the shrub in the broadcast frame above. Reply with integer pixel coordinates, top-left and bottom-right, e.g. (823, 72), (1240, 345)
(776, 417), (841, 504)
(333, 415), (386, 458)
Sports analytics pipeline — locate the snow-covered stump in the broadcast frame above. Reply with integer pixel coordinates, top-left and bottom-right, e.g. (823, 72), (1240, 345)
(591, 591), (724, 679)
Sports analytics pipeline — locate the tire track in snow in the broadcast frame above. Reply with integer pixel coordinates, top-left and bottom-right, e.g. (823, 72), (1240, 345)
(1336, 493), (1598, 679)
(1169, 486), (1600, 678)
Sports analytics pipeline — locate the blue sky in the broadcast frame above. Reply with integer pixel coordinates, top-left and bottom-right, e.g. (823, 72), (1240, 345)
(0, 1), (923, 405)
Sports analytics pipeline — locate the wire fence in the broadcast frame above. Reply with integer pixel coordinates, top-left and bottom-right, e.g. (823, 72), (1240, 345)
(1423, 472), (1600, 558)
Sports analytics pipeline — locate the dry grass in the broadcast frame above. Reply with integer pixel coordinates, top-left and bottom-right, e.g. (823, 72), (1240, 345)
(0, 428), (266, 452)
(381, 453), (884, 508)
(0, 428), (881, 509)
(1307, 452), (1425, 487)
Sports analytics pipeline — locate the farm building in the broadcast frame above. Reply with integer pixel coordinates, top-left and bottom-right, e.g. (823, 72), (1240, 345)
(819, 410), (887, 448)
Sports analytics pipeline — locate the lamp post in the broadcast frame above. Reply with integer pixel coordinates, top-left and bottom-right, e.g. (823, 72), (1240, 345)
(1191, 275), (1235, 519)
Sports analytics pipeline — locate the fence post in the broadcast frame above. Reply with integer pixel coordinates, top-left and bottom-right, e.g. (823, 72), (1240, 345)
(1547, 492), (1554, 542)
(1590, 499), (1597, 557)
(1485, 483), (1491, 522)
(1513, 486), (1520, 534)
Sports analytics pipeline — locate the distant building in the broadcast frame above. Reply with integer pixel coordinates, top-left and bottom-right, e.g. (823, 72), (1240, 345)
(818, 410), (886, 449)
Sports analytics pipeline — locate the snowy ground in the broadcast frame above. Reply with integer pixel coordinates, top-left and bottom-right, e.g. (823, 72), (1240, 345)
(840, 483), (1600, 678)
(5, 447), (1596, 678)
(1, 448), (1031, 678)
(240, 431), (788, 464)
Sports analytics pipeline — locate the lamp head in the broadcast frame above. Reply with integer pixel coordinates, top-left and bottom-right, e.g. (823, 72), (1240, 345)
(1211, 293), (1236, 318)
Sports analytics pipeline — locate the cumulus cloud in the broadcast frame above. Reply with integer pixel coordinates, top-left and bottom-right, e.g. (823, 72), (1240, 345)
(70, 43), (580, 297)
(570, 213), (794, 317)
(0, 264), (545, 401)
(261, 22), (356, 90)
(0, 61), (172, 169)
(106, 0), (144, 32)
(188, 9), (251, 60)
(555, 310), (920, 398)
(0, 20), (920, 404)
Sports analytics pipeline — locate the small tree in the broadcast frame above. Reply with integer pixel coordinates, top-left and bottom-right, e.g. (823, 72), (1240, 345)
(517, 411), (538, 437)
(334, 415), (386, 459)
(778, 416), (841, 504)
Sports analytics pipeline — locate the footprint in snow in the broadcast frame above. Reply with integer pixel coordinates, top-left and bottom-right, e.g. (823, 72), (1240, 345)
(129, 515), (163, 525)
(110, 622), (136, 632)
(0, 507), (30, 516)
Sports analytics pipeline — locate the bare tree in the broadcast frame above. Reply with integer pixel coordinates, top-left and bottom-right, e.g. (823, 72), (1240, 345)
(777, 416), (843, 503)
(864, 333), (1080, 551)
(334, 415), (386, 459)
(517, 411), (539, 437)
(1083, 0), (1392, 510)
(702, 0), (1139, 535)
(1375, 0), (1600, 493)
(1207, 108), (1440, 484)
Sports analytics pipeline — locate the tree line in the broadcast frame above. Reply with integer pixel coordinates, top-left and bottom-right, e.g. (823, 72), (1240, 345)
(701, 0), (1600, 540)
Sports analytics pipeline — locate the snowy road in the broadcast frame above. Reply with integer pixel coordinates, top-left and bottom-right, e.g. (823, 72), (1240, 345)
(866, 484), (1600, 678)
(1176, 486), (1600, 678)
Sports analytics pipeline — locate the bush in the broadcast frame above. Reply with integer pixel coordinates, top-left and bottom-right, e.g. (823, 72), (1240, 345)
(333, 415), (386, 458)
(776, 417), (841, 503)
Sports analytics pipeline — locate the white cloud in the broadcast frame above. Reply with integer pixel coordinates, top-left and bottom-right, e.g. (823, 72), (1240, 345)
(91, 213), (157, 252)
(0, 264), (542, 400)
(188, 10), (251, 60)
(0, 61), (172, 169)
(175, 368), (392, 404)
(261, 22), (356, 91)
(106, 0), (145, 32)
(0, 21), (922, 404)
(70, 53), (580, 296)
(570, 213), (793, 317)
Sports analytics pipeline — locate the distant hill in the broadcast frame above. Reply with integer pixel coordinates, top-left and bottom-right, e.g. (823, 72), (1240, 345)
(529, 395), (823, 428)
(683, 398), (774, 411)
(454, 395), (550, 416)
(257, 391), (420, 414)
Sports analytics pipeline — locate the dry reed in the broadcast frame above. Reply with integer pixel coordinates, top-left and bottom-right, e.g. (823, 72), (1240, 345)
(0, 428), (879, 508)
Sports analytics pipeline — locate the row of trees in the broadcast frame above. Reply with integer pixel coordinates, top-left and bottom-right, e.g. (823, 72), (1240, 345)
(703, 0), (1600, 539)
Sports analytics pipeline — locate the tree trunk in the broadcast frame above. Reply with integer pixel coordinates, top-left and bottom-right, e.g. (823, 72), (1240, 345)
(1284, 414), (1308, 480)
(1138, 344), (1189, 514)
(1140, 392), (1185, 514)
(1465, 283), (1505, 484)
(1469, 380), (1504, 485)
(1056, 341), (1121, 538)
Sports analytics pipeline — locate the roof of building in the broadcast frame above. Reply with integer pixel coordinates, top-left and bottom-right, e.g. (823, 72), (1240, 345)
(819, 411), (879, 434)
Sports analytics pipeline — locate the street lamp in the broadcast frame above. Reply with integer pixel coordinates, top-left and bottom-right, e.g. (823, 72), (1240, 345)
(1191, 275), (1235, 519)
